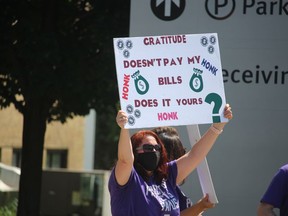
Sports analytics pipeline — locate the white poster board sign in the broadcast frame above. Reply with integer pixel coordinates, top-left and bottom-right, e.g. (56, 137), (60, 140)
(114, 33), (227, 129)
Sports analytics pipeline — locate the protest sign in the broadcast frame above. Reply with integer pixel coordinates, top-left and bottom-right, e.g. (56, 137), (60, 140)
(114, 33), (227, 129)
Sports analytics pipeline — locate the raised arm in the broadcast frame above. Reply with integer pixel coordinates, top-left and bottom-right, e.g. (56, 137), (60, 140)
(114, 110), (134, 186)
(176, 104), (233, 184)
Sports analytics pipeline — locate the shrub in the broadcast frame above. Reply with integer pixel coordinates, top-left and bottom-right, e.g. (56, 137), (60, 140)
(0, 198), (17, 216)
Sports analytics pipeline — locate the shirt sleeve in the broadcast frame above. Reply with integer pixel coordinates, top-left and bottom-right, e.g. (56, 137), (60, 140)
(108, 166), (134, 194)
(168, 160), (178, 187)
(260, 166), (288, 208)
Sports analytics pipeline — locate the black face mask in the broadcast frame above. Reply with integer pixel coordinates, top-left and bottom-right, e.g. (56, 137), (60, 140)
(137, 151), (160, 171)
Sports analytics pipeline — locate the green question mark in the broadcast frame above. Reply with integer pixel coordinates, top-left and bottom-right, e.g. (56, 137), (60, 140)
(205, 93), (222, 123)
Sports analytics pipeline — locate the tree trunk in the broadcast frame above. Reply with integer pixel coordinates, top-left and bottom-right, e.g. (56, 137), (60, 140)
(17, 98), (48, 216)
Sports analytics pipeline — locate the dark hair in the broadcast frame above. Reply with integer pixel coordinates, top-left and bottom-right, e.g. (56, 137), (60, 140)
(152, 127), (187, 185)
(131, 130), (168, 183)
(152, 127), (186, 161)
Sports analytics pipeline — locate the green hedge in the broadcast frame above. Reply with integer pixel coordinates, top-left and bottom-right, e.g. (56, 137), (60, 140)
(0, 198), (17, 216)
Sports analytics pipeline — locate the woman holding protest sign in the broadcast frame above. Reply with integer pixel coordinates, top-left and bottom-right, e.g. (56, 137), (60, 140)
(152, 126), (215, 216)
(108, 104), (233, 216)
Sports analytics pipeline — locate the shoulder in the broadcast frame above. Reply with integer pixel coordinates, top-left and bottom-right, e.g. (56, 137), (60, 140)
(167, 160), (177, 172)
(274, 164), (288, 180)
(166, 160), (178, 184)
(280, 164), (288, 172)
(109, 167), (139, 191)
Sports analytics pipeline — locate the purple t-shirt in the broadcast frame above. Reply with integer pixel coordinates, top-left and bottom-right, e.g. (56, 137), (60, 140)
(108, 161), (180, 216)
(261, 164), (288, 216)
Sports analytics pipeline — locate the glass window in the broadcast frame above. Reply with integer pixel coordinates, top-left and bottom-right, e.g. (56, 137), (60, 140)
(12, 148), (22, 168)
(46, 150), (68, 168)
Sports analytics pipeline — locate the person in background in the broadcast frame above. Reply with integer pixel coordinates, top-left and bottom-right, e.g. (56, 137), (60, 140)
(257, 164), (288, 216)
(152, 126), (215, 216)
(109, 104), (233, 216)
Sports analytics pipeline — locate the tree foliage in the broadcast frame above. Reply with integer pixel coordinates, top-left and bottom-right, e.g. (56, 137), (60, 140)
(0, 0), (129, 117)
(0, 0), (130, 215)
